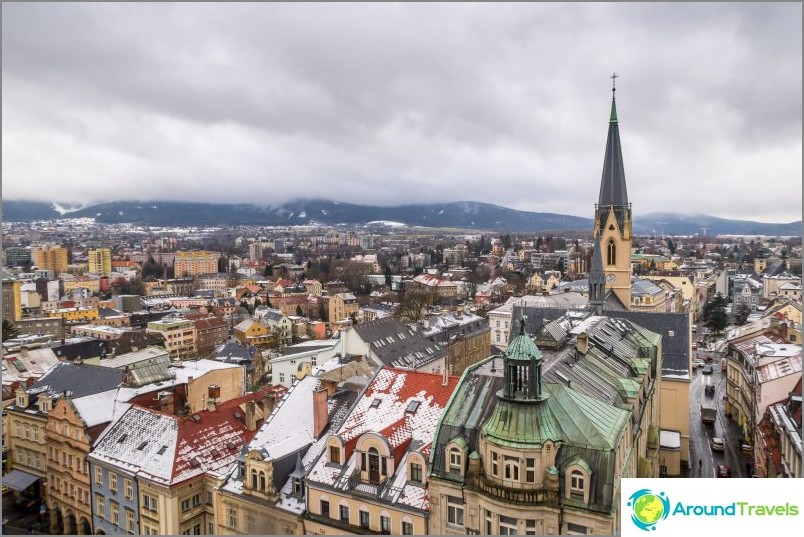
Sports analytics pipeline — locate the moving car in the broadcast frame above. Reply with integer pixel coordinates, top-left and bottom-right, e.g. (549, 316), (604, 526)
(692, 359), (706, 370)
(717, 465), (732, 478)
(702, 365), (713, 375)
(705, 384), (715, 396)
(711, 437), (726, 452)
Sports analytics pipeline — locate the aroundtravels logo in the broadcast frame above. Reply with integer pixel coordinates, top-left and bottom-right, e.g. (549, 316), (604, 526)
(627, 489), (670, 531)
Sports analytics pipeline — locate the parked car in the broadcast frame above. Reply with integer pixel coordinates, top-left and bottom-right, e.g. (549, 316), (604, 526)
(693, 359), (706, 369)
(717, 464), (732, 477)
(741, 444), (753, 456)
(702, 365), (714, 375)
(711, 437), (726, 452)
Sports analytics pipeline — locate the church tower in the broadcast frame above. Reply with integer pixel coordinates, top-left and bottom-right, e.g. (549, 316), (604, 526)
(594, 73), (632, 309)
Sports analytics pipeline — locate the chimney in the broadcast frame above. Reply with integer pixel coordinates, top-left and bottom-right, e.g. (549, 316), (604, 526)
(245, 400), (257, 431)
(576, 332), (589, 355)
(158, 391), (174, 413)
(262, 392), (276, 416)
(313, 388), (329, 439)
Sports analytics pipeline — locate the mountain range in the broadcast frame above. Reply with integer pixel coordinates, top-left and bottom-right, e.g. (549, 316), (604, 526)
(2, 200), (801, 236)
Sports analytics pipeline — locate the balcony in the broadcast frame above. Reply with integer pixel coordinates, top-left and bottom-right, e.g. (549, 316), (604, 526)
(470, 472), (558, 507)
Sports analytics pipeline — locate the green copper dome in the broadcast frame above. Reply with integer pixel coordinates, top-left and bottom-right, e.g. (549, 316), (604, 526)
(506, 318), (543, 363)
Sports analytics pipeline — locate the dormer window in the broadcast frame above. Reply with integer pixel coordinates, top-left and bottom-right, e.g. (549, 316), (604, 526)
(570, 470), (585, 501)
(449, 448), (462, 473)
(329, 445), (341, 465)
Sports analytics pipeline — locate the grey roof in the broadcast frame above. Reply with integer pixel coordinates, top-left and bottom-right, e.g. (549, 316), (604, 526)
(631, 278), (664, 297)
(598, 98), (629, 209)
(30, 362), (123, 400)
(352, 317), (446, 369)
(215, 340), (255, 361)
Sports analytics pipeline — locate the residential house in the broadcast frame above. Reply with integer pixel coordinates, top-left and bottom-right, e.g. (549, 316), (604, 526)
(304, 368), (460, 535)
(328, 293), (359, 334)
(233, 319), (275, 348)
(215, 365), (369, 535)
(414, 310), (491, 377)
(5, 363), (123, 506)
(46, 391), (131, 535)
(255, 308), (293, 345)
(193, 316), (229, 356)
(757, 378), (802, 478)
(88, 391), (270, 535)
(342, 317), (447, 374)
(147, 317), (197, 359)
(267, 340), (342, 388)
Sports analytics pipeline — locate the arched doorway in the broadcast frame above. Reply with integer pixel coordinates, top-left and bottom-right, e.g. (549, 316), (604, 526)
(63, 510), (77, 536)
(49, 504), (64, 535)
(78, 516), (91, 535)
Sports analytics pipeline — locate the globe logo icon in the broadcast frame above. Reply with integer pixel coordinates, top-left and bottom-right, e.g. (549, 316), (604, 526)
(627, 489), (670, 531)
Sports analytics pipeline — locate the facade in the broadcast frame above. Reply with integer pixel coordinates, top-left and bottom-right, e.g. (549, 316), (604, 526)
(89, 392), (269, 536)
(629, 278), (667, 313)
(233, 319), (274, 347)
(33, 245), (69, 276)
(147, 318), (197, 359)
(173, 251), (221, 278)
(46, 392), (130, 536)
(757, 378), (802, 478)
(268, 340), (341, 388)
(193, 316), (229, 356)
(2, 275), (23, 324)
(328, 293), (359, 333)
(87, 248), (112, 277)
(304, 368), (460, 535)
(428, 314), (661, 535)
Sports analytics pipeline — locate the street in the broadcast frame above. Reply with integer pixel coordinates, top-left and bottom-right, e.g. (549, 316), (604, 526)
(688, 334), (753, 479)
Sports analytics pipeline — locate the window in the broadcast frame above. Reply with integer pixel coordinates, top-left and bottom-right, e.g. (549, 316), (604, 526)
(95, 467), (104, 487)
(607, 240), (616, 266)
(526, 519), (537, 535)
(359, 510), (370, 529)
(251, 469), (258, 490)
(110, 472), (118, 493)
(192, 494), (201, 507)
(32, 426), (38, 442)
(96, 495), (105, 519)
(339, 505), (350, 522)
(570, 470), (585, 501)
(380, 516), (391, 534)
(526, 458), (536, 483)
(142, 494), (158, 513)
(447, 496), (464, 527)
(402, 521), (414, 535)
(567, 522), (588, 535)
(227, 507), (238, 529)
(192, 524), (201, 535)
(279, 373), (285, 384)
(449, 448), (462, 472)
(124, 479), (133, 500)
(410, 462), (423, 483)
(491, 451), (499, 476)
(330, 445), (341, 464)
(320, 500), (330, 518)
(504, 456), (519, 481)
(259, 471), (266, 491)
(245, 512), (255, 534)
(499, 515), (518, 535)
(181, 499), (191, 512)
(24, 424), (29, 439)
(111, 502), (120, 525)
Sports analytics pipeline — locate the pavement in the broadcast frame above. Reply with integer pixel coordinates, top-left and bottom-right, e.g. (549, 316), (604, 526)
(1, 499), (50, 535)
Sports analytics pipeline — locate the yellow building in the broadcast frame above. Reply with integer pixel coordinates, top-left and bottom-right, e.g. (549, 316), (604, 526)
(146, 318), (197, 359)
(232, 319), (275, 347)
(63, 276), (101, 295)
(46, 308), (100, 323)
(328, 293), (359, 333)
(174, 251), (220, 278)
(2, 275), (22, 323)
(87, 248), (112, 277)
(34, 246), (69, 276)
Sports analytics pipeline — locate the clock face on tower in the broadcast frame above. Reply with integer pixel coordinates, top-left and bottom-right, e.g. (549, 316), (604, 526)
(606, 274), (616, 284)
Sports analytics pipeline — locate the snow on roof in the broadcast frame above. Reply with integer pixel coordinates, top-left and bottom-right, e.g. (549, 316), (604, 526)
(306, 367), (458, 511)
(659, 430), (682, 449)
(71, 389), (132, 428)
(247, 375), (318, 460)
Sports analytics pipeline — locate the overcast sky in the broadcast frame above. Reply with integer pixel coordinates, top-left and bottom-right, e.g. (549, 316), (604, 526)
(3, 3), (802, 223)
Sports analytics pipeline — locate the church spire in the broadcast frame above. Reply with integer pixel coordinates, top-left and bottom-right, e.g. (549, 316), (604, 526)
(610, 71), (618, 124)
(598, 71), (628, 214)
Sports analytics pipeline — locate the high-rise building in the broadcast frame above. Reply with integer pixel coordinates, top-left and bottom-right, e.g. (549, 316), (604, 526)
(2, 275), (22, 323)
(87, 248), (112, 276)
(173, 251), (220, 277)
(33, 245), (69, 276)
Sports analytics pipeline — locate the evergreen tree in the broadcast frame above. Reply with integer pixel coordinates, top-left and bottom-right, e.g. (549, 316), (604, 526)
(2, 320), (19, 342)
(734, 303), (752, 326)
(703, 293), (729, 335)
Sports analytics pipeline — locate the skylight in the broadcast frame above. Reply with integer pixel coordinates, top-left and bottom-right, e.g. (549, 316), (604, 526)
(370, 399), (381, 409)
(157, 445), (168, 455)
(406, 400), (421, 414)
(136, 441), (148, 450)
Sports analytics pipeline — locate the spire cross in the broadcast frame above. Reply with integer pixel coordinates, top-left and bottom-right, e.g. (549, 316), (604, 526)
(610, 71), (618, 96)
